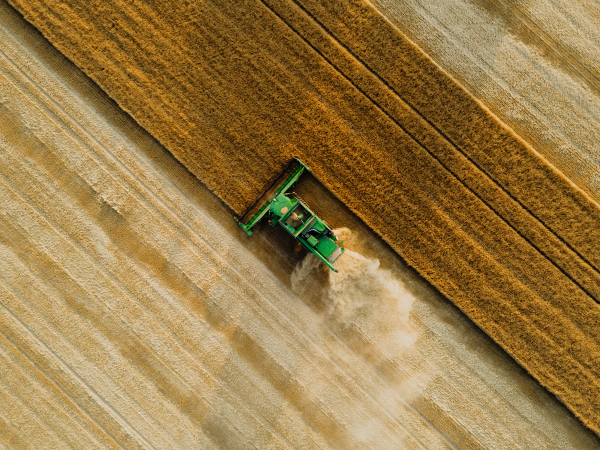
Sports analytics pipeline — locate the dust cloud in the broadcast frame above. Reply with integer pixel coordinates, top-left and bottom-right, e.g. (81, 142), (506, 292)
(291, 228), (423, 447)
(291, 228), (416, 361)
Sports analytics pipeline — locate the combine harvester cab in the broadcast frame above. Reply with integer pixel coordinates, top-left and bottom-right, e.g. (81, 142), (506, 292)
(235, 157), (345, 271)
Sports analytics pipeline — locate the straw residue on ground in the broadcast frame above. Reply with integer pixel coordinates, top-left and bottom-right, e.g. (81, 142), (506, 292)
(7, 0), (600, 435)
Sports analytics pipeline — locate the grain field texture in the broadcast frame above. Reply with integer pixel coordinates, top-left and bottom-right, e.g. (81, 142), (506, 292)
(3, 3), (599, 449)
(6, 0), (600, 438)
(0, 4), (599, 449)
(371, 0), (600, 204)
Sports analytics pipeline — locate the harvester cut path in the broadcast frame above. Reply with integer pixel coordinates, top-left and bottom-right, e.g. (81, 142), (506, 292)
(235, 158), (345, 271)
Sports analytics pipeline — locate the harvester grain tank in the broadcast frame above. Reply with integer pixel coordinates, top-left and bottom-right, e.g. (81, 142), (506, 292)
(235, 158), (345, 271)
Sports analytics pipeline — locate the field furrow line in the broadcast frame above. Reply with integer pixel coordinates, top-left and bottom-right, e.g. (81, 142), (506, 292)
(0, 205), (214, 450)
(0, 49), (446, 446)
(0, 241), (259, 450)
(0, 236), (230, 450)
(231, 3), (600, 382)
(0, 167), (419, 449)
(0, 369), (73, 449)
(0, 159), (308, 449)
(0, 113), (435, 449)
(0, 280), (154, 450)
(0, 315), (133, 450)
(307, 0), (600, 266)
(0, 144), (330, 448)
(0, 151), (283, 449)
(266, 0), (600, 300)
(0, 333), (119, 450)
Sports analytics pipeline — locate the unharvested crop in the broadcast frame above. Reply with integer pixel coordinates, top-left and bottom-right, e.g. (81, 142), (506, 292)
(8, 0), (600, 434)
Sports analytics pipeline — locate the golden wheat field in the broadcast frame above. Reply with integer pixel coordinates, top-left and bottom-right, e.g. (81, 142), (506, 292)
(1, 0), (600, 447)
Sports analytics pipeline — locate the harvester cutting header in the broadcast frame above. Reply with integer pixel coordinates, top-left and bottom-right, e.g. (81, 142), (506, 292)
(235, 157), (345, 271)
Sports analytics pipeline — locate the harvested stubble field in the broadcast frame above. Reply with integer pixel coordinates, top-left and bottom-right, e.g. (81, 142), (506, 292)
(5, 0), (600, 441)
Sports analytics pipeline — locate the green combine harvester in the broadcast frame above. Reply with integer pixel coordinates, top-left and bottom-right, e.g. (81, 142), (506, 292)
(235, 157), (345, 271)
